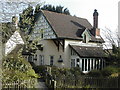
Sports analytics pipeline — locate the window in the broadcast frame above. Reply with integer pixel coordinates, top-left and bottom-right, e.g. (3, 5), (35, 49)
(71, 59), (75, 67)
(91, 59), (93, 70)
(76, 58), (80, 67)
(96, 59), (99, 70)
(85, 59), (87, 71)
(88, 59), (90, 71)
(39, 55), (44, 65)
(41, 29), (44, 38)
(94, 59), (97, 69)
(28, 55), (33, 62)
(83, 34), (86, 43)
(71, 49), (76, 55)
(82, 59), (84, 71)
(50, 56), (54, 66)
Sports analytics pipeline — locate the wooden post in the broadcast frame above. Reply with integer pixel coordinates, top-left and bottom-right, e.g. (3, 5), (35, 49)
(54, 80), (56, 88)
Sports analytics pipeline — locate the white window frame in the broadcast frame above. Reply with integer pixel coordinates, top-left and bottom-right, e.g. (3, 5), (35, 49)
(50, 56), (54, 66)
(39, 55), (44, 65)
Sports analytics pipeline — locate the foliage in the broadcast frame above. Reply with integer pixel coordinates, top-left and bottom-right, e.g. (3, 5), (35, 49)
(41, 4), (70, 15)
(34, 4), (41, 15)
(101, 66), (118, 77)
(70, 67), (83, 76)
(1, 23), (16, 43)
(33, 65), (46, 74)
(18, 4), (46, 55)
(19, 6), (34, 34)
(88, 70), (102, 77)
(2, 54), (39, 85)
(106, 45), (120, 67)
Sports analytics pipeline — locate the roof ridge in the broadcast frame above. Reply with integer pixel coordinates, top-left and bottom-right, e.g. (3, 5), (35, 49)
(42, 10), (88, 20)
(42, 10), (70, 16)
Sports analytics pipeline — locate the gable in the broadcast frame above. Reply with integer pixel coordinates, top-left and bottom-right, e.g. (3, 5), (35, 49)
(5, 31), (24, 55)
(82, 29), (92, 43)
(30, 12), (57, 41)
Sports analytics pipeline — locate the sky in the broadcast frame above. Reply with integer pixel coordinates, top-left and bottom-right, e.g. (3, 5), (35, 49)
(0, 0), (119, 48)
(41, 0), (119, 33)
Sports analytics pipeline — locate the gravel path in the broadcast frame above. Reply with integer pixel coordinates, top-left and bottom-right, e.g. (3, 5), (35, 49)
(36, 78), (48, 89)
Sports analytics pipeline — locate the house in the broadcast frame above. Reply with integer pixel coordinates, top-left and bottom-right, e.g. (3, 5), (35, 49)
(5, 30), (24, 55)
(2, 18), (24, 55)
(23, 9), (106, 73)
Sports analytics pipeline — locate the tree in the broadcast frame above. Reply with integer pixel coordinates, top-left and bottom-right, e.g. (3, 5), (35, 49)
(1, 4), (43, 88)
(0, 2), (43, 89)
(19, 6), (35, 34)
(19, 5), (42, 55)
(41, 4), (70, 15)
(103, 28), (120, 67)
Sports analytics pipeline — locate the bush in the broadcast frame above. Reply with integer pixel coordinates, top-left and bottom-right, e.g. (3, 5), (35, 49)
(101, 66), (118, 77)
(2, 54), (38, 87)
(70, 67), (83, 76)
(88, 70), (102, 77)
(33, 65), (46, 74)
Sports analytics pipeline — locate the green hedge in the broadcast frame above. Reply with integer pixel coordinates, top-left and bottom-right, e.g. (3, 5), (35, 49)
(101, 66), (118, 77)
(2, 54), (39, 88)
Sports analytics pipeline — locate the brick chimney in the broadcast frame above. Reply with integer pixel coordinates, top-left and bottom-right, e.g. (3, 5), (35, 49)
(93, 9), (99, 28)
(92, 9), (100, 37)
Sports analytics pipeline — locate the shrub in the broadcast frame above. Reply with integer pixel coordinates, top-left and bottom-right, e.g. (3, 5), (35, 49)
(2, 54), (38, 87)
(88, 70), (102, 77)
(33, 65), (46, 74)
(101, 66), (118, 77)
(70, 67), (83, 76)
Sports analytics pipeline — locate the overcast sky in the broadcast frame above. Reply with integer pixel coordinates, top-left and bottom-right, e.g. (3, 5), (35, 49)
(41, 0), (119, 33)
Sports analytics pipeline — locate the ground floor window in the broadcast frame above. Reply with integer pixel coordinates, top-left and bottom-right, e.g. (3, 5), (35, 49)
(39, 55), (44, 65)
(71, 59), (75, 67)
(72, 58), (105, 72)
(50, 56), (54, 66)
(28, 55), (33, 62)
(76, 58), (80, 67)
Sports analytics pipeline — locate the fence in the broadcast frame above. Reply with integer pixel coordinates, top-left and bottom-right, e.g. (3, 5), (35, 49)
(2, 79), (37, 89)
(45, 74), (119, 88)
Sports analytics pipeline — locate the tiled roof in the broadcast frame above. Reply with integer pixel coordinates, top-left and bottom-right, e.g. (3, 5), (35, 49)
(70, 45), (106, 58)
(42, 10), (92, 39)
(35, 10), (104, 42)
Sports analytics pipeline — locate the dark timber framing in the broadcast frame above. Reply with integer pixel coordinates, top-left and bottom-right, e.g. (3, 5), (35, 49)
(53, 39), (64, 52)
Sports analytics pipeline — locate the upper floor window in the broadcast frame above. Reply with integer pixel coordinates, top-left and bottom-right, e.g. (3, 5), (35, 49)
(83, 34), (86, 43)
(41, 29), (44, 38)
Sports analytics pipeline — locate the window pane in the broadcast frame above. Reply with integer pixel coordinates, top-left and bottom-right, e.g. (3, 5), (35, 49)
(94, 59), (96, 69)
(50, 56), (54, 66)
(71, 59), (75, 67)
(76, 58), (79, 67)
(88, 59), (90, 71)
(82, 59), (84, 71)
(85, 59), (87, 71)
